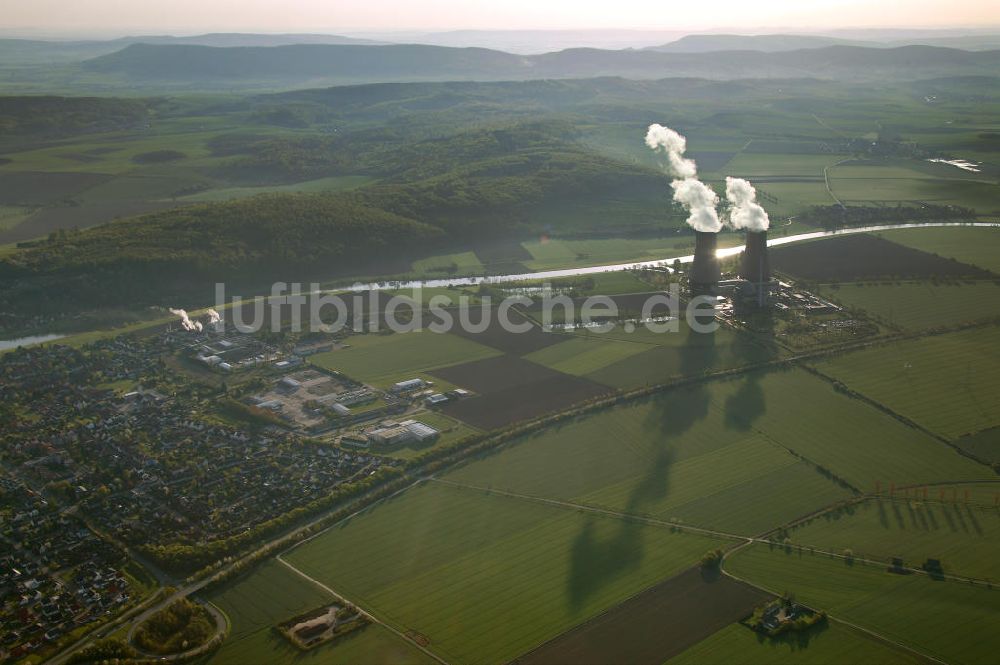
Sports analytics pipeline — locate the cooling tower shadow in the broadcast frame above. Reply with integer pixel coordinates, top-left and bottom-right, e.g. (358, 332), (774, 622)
(566, 321), (720, 610)
(722, 312), (780, 431)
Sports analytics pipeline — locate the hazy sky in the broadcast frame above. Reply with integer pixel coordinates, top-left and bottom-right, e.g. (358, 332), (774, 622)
(3, 0), (998, 35)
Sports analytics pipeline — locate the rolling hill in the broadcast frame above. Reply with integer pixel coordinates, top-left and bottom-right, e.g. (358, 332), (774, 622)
(79, 43), (1000, 88)
(646, 34), (872, 53)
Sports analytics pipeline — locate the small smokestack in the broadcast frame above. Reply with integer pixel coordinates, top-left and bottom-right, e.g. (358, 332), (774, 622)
(690, 231), (720, 293)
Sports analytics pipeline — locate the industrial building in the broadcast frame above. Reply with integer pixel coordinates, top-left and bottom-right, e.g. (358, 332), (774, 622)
(366, 419), (440, 448)
(392, 378), (428, 393)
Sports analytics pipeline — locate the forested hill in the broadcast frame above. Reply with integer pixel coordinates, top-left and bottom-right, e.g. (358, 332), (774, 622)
(0, 122), (664, 312)
(81, 43), (1000, 87)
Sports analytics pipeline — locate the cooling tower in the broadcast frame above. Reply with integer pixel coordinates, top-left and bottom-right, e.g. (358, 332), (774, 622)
(690, 231), (720, 293)
(739, 230), (771, 307)
(740, 231), (770, 285)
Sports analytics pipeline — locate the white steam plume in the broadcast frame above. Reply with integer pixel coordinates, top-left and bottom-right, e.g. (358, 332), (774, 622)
(672, 178), (722, 233)
(206, 309), (222, 324)
(646, 124), (721, 232)
(169, 308), (203, 332)
(725, 177), (770, 232)
(644, 124), (697, 179)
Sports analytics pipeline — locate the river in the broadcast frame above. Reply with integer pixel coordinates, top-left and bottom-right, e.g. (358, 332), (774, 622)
(6, 221), (999, 350)
(335, 221), (1000, 292)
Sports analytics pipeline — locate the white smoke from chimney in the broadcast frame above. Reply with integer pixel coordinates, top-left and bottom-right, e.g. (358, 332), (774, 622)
(644, 124), (697, 179)
(169, 308), (202, 332)
(725, 177), (770, 232)
(204, 308), (223, 332)
(672, 178), (722, 233)
(646, 124), (721, 233)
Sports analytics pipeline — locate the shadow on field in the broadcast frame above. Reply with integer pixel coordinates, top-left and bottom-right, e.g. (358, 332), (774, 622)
(723, 317), (780, 432)
(566, 314), (779, 610)
(565, 314), (780, 610)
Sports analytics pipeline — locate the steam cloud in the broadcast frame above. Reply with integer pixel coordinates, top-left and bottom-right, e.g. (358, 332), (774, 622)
(169, 308), (203, 332)
(671, 179), (721, 233)
(206, 309), (222, 324)
(645, 123), (721, 233)
(725, 177), (770, 232)
(644, 124), (697, 179)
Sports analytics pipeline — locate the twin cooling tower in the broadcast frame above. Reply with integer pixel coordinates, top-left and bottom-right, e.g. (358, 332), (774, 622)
(689, 230), (770, 299)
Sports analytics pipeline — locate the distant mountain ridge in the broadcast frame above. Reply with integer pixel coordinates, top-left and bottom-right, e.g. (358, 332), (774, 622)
(0, 32), (385, 65)
(80, 42), (1000, 87)
(647, 34), (872, 53)
(648, 33), (1000, 53)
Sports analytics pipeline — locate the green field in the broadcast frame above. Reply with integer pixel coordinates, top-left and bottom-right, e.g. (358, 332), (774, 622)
(523, 335), (651, 376)
(876, 227), (1000, 274)
(204, 560), (433, 665)
(284, 481), (724, 664)
(727, 544), (1000, 665)
(447, 373), (849, 536)
(669, 620), (923, 665)
(309, 331), (501, 388)
(448, 368), (990, 529)
(955, 427), (1000, 464)
(820, 280), (1000, 331)
(785, 495), (1000, 581)
(816, 326), (1000, 440)
(826, 163), (1000, 211)
(521, 236), (695, 271)
(751, 181), (834, 218)
(410, 251), (485, 277)
(575, 323), (777, 390)
(724, 153), (847, 177)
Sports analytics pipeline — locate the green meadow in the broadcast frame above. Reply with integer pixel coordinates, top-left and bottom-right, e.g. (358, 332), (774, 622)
(821, 280), (1000, 331)
(727, 544), (1000, 665)
(816, 326), (1000, 440)
(309, 331), (501, 388)
(203, 560), (433, 665)
(876, 227), (1000, 274)
(284, 481), (724, 664)
(786, 495), (1000, 581)
(447, 368), (990, 531)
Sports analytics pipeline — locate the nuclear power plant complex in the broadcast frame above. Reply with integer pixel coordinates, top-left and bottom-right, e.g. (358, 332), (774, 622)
(646, 124), (780, 309)
(686, 228), (775, 307)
